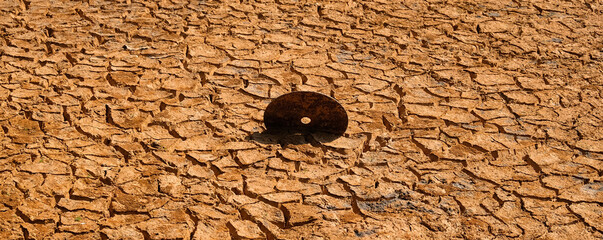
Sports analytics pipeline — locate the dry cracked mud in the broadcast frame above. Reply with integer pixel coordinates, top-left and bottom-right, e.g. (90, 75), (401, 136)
(1, 0), (602, 239)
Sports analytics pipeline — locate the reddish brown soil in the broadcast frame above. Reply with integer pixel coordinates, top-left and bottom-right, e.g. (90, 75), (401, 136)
(1, 0), (602, 239)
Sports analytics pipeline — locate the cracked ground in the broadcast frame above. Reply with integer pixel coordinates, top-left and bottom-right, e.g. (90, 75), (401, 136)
(1, 0), (602, 239)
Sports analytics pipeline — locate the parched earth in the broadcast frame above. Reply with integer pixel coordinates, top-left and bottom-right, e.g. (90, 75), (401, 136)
(1, 0), (602, 239)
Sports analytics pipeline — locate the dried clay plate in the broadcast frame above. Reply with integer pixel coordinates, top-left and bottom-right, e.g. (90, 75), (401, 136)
(264, 91), (348, 141)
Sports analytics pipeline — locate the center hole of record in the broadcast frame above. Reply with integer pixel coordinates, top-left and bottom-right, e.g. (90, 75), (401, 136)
(300, 117), (311, 125)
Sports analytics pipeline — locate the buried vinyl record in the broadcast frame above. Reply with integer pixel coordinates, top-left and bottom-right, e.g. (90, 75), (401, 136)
(263, 91), (348, 139)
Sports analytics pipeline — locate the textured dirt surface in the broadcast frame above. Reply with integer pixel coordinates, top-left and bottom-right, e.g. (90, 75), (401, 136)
(1, 0), (602, 239)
